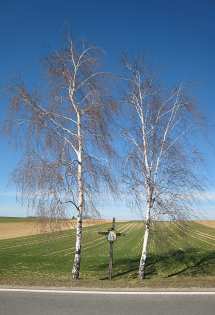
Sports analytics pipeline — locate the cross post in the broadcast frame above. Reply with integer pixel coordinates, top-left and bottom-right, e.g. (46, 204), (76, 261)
(98, 217), (125, 280)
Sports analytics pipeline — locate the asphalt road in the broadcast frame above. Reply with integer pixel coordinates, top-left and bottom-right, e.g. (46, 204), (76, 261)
(0, 290), (215, 315)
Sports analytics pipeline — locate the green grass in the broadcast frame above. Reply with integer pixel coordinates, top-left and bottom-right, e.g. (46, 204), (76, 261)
(0, 220), (214, 287)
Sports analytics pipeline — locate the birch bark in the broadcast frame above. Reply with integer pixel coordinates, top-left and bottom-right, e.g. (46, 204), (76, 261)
(139, 186), (153, 279)
(72, 111), (84, 279)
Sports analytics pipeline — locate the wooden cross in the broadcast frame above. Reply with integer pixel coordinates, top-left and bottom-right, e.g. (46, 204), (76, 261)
(98, 217), (124, 280)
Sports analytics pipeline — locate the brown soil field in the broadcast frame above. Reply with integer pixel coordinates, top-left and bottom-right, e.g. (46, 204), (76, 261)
(197, 220), (215, 228)
(0, 219), (107, 240)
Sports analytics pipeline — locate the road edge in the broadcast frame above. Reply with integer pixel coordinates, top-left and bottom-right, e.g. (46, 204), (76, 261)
(0, 286), (215, 294)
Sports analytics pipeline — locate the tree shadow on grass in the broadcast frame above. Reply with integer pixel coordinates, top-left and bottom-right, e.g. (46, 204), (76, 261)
(99, 257), (140, 280)
(166, 249), (215, 278)
(151, 248), (215, 278)
(96, 248), (215, 280)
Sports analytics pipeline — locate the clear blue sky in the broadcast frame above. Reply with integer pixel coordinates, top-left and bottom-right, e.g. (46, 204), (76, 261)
(0, 0), (215, 219)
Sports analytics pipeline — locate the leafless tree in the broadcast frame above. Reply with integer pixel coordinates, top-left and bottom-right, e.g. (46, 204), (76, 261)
(121, 57), (204, 280)
(4, 40), (116, 279)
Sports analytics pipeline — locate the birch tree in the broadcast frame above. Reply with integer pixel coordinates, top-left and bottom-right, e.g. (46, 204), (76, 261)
(121, 57), (203, 280)
(5, 40), (116, 279)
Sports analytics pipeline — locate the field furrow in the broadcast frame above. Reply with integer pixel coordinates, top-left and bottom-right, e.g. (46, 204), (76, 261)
(0, 220), (214, 285)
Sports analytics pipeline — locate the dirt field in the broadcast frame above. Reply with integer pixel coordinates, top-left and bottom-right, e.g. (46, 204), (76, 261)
(0, 219), (106, 240)
(197, 220), (215, 228)
(0, 222), (39, 239)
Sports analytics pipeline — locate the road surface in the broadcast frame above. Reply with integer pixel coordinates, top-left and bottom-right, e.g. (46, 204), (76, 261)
(0, 289), (215, 315)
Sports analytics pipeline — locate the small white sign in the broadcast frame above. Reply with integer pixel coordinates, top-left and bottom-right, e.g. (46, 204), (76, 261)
(107, 230), (117, 242)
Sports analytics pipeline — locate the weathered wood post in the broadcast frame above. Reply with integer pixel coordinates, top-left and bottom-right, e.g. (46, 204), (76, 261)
(107, 225), (116, 280)
(98, 217), (124, 280)
(109, 238), (113, 280)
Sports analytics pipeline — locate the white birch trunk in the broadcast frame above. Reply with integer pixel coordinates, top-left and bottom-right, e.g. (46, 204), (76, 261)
(72, 210), (82, 279)
(72, 111), (84, 280)
(139, 187), (152, 280)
